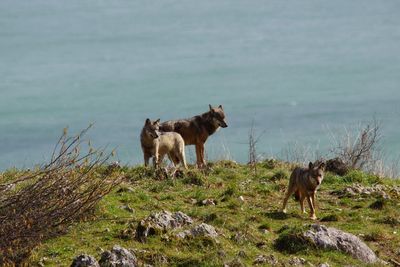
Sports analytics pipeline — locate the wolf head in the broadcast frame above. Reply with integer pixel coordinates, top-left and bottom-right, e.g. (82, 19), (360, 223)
(143, 118), (160, 139)
(308, 161), (326, 186)
(209, 104), (228, 128)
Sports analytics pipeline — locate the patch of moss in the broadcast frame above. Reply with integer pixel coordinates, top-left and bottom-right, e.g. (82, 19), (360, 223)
(274, 226), (313, 254)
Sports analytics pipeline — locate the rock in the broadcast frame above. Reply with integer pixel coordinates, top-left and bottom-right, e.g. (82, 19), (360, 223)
(201, 198), (216, 206)
(253, 254), (279, 265)
(333, 183), (390, 199)
(136, 211), (193, 242)
(190, 223), (218, 238)
(288, 257), (306, 266)
(325, 158), (348, 176)
(224, 258), (245, 267)
(318, 263), (330, 267)
(71, 255), (99, 267)
(177, 223), (218, 239)
(99, 245), (137, 267)
(304, 224), (379, 263)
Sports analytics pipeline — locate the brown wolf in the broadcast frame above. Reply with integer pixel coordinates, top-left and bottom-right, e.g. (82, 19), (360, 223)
(281, 161), (326, 220)
(159, 105), (228, 168)
(140, 118), (187, 169)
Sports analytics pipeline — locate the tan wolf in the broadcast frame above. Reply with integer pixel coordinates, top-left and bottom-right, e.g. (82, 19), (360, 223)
(159, 105), (228, 168)
(281, 161), (326, 220)
(140, 118), (187, 169)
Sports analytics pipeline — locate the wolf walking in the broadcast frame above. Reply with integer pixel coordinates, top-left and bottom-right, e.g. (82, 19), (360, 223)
(281, 161), (326, 220)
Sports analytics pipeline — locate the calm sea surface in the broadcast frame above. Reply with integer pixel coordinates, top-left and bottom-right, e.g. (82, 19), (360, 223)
(1, 0), (399, 170)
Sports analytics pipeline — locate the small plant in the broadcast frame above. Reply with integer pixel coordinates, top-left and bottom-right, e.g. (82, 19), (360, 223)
(258, 223), (272, 231)
(270, 169), (288, 181)
(220, 185), (237, 200)
(375, 216), (400, 226)
(274, 226), (313, 254)
(248, 120), (265, 177)
(364, 229), (386, 242)
(320, 214), (340, 222)
(369, 198), (387, 210)
(182, 170), (205, 186)
(262, 158), (278, 169)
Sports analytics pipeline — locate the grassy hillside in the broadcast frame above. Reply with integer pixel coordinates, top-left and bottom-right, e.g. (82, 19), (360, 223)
(24, 161), (400, 266)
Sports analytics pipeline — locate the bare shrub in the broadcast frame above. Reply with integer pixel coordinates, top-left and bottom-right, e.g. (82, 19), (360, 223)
(248, 121), (265, 176)
(328, 119), (381, 170)
(0, 126), (122, 265)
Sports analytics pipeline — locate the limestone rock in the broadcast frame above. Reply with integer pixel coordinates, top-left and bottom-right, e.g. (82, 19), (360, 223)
(253, 254), (279, 265)
(71, 255), (99, 267)
(177, 223), (218, 239)
(136, 210), (193, 242)
(99, 245), (137, 267)
(304, 224), (378, 263)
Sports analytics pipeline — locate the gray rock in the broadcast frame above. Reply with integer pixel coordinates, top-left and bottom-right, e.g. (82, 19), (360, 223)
(201, 198), (216, 206)
(71, 254), (99, 267)
(190, 223), (218, 238)
(99, 245), (137, 267)
(136, 210), (193, 242)
(318, 264), (330, 267)
(333, 183), (390, 199)
(304, 224), (378, 263)
(253, 254), (279, 265)
(288, 257), (306, 266)
(224, 258), (245, 267)
(177, 223), (218, 239)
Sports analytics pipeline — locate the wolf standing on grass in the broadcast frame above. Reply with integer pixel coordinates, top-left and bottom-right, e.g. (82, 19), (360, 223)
(281, 161), (326, 220)
(140, 118), (187, 169)
(160, 105), (228, 168)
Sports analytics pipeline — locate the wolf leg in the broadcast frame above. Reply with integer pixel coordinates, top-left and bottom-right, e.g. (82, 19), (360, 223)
(281, 185), (295, 213)
(307, 196), (317, 220)
(167, 153), (176, 167)
(153, 145), (159, 169)
(311, 192), (317, 215)
(195, 143), (202, 168)
(199, 143), (206, 167)
(144, 154), (150, 167)
(178, 147), (188, 169)
(158, 153), (165, 167)
(300, 193), (306, 214)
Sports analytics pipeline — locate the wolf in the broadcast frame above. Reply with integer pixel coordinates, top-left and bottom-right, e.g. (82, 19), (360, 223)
(281, 161), (326, 220)
(140, 118), (187, 169)
(159, 105), (228, 168)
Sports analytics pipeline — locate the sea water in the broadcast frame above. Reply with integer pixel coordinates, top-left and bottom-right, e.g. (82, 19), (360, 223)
(1, 0), (399, 170)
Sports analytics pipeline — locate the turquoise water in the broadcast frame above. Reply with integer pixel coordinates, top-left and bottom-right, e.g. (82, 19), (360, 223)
(1, 1), (400, 170)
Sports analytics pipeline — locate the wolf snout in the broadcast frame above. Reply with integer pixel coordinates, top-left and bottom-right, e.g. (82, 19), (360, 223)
(221, 121), (228, 128)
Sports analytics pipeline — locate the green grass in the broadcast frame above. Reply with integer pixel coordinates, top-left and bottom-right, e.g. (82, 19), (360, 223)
(3, 161), (398, 266)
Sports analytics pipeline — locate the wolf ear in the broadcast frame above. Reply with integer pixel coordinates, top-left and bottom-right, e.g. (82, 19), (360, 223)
(154, 118), (160, 124)
(319, 162), (326, 170)
(209, 104), (213, 111)
(145, 118), (151, 125)
(218, 105), (223, 110)
(308, 162), (314, 169)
